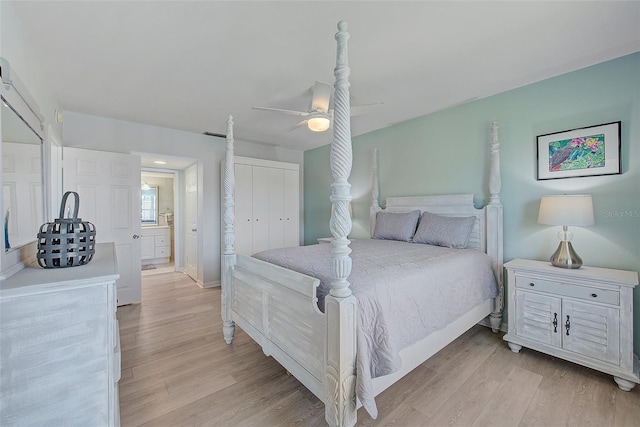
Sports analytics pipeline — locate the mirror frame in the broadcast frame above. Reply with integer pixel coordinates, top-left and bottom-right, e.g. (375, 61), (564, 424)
(141, 185), (159, 226)
(0, 57), (45, 279)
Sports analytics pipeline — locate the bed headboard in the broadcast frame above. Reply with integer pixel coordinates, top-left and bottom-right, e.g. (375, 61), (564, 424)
(368, 122), (503, 332)
(373, 194), (487, 252)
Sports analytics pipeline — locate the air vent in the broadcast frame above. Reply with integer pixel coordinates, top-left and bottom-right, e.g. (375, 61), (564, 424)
(203, 131), (226, 138)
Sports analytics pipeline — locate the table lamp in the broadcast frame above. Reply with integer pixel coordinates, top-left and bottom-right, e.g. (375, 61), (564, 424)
(537, 195), (594, 269)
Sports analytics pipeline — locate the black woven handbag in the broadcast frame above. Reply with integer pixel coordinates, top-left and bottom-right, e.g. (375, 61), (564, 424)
(37, 191), (96, 268)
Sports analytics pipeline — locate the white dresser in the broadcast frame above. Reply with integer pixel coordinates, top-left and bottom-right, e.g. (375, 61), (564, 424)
(504, 258), (639, 391)
(0, 243), (121, 426)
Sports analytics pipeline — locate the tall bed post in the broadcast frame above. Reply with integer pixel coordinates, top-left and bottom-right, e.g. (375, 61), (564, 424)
(221, 114), (236, 344)
(487, 121), (504, 332)
(370, 148), (382, 237)
(324, 21), (358, 427)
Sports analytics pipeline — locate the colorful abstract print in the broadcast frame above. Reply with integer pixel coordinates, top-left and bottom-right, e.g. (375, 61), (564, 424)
(548, 133), (605, 172)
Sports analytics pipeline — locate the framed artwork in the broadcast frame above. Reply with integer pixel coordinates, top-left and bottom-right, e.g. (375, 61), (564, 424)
(536, 121), (621, 180)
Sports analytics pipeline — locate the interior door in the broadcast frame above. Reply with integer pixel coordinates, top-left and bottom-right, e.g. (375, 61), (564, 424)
(185, 162), (198, 281)
(234, 163), (253, 256)
(63, 147), (141, 305)
(283, 168), (299, 247)
(267, 168), (284, 250)
(251, 166), (269, 254)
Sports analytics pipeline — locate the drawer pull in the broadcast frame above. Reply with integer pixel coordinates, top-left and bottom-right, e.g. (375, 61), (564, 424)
(565, 315), (571, 336)
(591, 293), (598, 298)
(529, 282), (535, 287)
(552, 313), (558, 333)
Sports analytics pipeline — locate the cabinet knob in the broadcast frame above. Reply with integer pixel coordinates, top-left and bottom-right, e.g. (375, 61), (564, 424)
(591, 293), (598, 298)
(529, 282), (535, 287)
(133, 234), (141, 239)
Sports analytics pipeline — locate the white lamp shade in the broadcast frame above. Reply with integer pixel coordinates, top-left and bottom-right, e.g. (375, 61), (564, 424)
(538, 195), (594, 226)
(307, 116), (330, 132)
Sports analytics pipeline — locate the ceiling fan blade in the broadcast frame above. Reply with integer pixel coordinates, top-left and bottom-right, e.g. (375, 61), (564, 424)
(284, 119), (308, 133)
(311, 81), (332, 113)
(350, 102), (384, 116)
(252, 106), (310, 117)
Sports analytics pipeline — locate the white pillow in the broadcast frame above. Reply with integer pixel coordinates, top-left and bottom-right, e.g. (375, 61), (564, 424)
(413, 211), (475, 249)
(373, 210), (420, 242)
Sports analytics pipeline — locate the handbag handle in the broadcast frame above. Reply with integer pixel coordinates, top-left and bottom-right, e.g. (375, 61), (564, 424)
(59, 191), (80, 220)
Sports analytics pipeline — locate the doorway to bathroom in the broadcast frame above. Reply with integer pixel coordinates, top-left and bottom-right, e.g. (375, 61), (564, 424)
(141, 170), (176, 276)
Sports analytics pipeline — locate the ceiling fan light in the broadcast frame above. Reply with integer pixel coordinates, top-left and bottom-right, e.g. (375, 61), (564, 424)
(307, 116), (330, 132)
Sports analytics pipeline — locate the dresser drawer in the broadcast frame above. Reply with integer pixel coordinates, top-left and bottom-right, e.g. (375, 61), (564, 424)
(515, 275), (619, 306)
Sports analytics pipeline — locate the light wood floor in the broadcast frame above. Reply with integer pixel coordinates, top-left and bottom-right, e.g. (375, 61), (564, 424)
(117, 272), (640, 426)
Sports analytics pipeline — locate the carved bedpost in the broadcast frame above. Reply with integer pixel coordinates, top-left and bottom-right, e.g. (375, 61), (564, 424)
(370, 148), (382, 237)
(486, 121), (504, 333)
(221, 114), (236, 344)
(324, 21), (357, 427)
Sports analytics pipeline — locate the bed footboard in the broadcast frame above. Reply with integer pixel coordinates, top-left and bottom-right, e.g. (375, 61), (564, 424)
(230, 255), (327, 400)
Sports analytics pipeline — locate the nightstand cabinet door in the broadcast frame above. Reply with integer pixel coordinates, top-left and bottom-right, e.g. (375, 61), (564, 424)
(562, 299), (619, 364)
(515, 290), (562, 347)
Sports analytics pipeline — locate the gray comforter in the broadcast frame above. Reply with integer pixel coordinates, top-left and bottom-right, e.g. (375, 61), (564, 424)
(253, 239), (498, 418)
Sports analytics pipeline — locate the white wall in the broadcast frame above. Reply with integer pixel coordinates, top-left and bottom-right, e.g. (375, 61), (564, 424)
(63, 111), (304, 287)
(0, 2), (64, 277)
(0, 2), (62, 138)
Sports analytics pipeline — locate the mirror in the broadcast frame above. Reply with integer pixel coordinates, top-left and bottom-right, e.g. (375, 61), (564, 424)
(1, 96), (44, 252)
(141, 185), (159, 226)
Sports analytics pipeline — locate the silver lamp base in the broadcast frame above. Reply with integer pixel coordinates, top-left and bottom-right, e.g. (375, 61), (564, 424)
(550, 240), (583, 269)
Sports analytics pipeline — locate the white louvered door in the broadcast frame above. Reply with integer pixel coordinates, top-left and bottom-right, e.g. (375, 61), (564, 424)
(562, 299), (620, 364)
(515, 290), (562, 348)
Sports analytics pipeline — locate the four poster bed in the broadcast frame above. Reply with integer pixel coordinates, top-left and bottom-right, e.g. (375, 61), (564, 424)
(221, 21), (504, 427)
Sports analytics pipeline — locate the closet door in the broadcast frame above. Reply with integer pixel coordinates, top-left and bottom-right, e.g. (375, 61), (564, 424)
(268, 168), (284, 250)
(234, 164), (253, 256)
(283, 169), (299, 247)
(251, 166), (270, 254)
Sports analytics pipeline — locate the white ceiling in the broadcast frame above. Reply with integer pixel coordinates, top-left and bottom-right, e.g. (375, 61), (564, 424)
(11, 1), (640, 152)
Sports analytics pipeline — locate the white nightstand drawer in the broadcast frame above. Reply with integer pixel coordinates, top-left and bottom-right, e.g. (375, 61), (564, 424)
(515, 275), (619, 306)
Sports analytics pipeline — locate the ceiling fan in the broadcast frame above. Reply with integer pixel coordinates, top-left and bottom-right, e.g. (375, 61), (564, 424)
(252, 81), (380, 133)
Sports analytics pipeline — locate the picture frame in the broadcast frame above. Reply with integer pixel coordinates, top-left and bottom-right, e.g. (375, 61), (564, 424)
(536, 121), (621, 180)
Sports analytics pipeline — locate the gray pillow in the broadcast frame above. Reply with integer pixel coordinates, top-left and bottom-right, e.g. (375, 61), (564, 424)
(373, 210), (420, 242)
(413, 212), (475, 249)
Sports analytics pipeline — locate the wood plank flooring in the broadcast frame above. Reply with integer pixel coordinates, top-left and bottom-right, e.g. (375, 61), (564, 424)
(117, 272), (640, 426)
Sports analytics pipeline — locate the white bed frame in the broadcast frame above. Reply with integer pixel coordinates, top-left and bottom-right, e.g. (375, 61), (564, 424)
(221, 21), (503, 427)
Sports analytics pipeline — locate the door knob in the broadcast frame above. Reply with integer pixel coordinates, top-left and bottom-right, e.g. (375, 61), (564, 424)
(133, 234), (141, 239)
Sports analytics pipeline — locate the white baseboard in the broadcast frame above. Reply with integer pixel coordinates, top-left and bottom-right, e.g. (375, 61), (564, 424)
(199, 280), (220, 289)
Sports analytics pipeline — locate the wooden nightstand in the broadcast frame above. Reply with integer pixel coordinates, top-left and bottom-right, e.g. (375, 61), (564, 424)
(503, 258), (639, 391)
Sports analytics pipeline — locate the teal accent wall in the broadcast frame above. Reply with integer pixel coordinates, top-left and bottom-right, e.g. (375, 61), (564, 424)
(304, 53), (640, 353)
